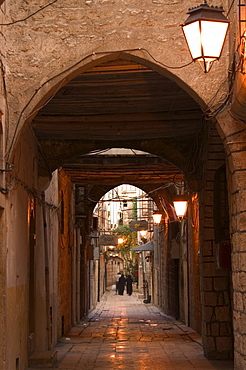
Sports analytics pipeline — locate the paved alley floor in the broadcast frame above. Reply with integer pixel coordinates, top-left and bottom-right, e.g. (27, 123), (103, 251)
(45, 290), (234, 369)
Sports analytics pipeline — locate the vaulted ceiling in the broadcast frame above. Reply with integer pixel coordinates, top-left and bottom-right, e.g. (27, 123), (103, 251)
(31, 59), (205, 197)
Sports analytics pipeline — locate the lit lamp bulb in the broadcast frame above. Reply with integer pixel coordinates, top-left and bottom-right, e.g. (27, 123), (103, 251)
(152, 211), (162, 225)
(139, 230), (147, 238)
(118, 237), (124, 244)
(173, 196), (188, 220)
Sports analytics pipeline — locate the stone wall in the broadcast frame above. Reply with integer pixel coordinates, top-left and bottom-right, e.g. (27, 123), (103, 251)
(217, 111), (246, 369)
(200, 122), (233, 359)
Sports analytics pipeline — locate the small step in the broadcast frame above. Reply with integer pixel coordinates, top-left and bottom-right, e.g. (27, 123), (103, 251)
(28, 351), (58, 368)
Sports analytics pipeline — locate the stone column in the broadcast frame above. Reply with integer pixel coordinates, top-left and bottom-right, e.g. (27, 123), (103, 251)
(200, 120), (233, 360)
(217, 109), (246, 369)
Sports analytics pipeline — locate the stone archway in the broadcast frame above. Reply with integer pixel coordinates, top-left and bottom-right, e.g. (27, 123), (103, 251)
(28, 53), (233, 358)
(3, 50), (234, 366)
(5, 50), (207, 165)
(0, 1), (237, 368)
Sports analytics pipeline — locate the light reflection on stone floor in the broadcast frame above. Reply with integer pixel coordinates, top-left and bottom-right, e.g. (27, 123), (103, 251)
(37, 290), (234, 369)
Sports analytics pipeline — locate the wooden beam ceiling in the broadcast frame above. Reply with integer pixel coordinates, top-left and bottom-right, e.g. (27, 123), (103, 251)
(32, 59), (204, 188)
(62, 154), (184, 185)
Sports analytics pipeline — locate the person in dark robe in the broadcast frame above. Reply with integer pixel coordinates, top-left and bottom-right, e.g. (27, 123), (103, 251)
(115, 272), (121, 294)
(126, 275), (133, 296)
(118, 274), (126, 295)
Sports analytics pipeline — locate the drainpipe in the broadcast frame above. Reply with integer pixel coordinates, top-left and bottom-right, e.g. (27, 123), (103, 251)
(42, 193), (51, 350)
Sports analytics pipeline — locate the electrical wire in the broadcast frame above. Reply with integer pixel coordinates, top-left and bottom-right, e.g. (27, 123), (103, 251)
(130, 148), (180, 182)
(8, 174), (59, 210)
(182, 116), (206, 176)
(96, 193), (156, 203)
(27, 123), (53, 176)
(226, 0), (236, 17)
(94, 185), (153, 204)
(203, 51), (236, 120)
(0, 0), (60, 26)
(203, 75), (233, 119)
(0, 60), (10, 151)
(143, 48), (193, 70)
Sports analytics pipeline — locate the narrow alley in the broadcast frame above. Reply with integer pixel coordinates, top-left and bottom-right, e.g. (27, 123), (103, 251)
(29, 290), (234, 370)
(3, 1), (246, 369)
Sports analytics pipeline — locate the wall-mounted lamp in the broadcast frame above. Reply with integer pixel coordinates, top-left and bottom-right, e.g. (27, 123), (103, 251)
(182, 1), (230, 73)
(152, 210), (162, 225)
(173, 195), (188, 221)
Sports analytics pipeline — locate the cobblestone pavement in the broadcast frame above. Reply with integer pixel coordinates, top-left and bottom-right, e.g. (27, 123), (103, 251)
(52, 290), (234, 369)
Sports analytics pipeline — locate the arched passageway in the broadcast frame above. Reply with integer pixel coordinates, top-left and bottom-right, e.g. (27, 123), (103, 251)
(30, 55), (205, 192)
(4, 55), (234, 368)
(2, 0), (246, 366)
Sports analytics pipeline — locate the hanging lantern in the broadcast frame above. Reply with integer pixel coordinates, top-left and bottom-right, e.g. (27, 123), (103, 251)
(182, 1), (230, 73)
(173, 195), (188, 220)
(139, 230), (147, 238)
(152, 210), (162, 225)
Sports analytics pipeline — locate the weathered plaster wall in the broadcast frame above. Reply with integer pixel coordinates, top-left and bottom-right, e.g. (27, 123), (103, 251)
(3, 126), (61, 369)
(4, 125), (41, 369)
(199, 122), (233, 360)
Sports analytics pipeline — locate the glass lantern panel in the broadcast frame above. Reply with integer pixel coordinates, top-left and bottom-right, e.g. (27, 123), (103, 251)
(152, 213), (162, 224)
(183, 21), (202, 59)
(200, 20), (229, 58)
